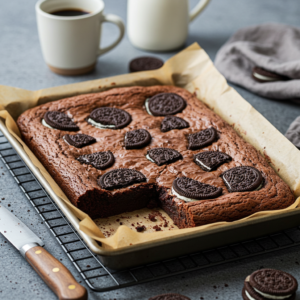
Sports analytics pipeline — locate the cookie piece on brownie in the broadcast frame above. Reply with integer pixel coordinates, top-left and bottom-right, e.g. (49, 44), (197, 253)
(43, 111), (79, 131)
(188, 127), (217, 150)
(145, 93), (186, 116)
(149, 293), (191, 300)
(172, 176), (222, 202)
(252, 67), (289, 83)
(222, 166), (263, 192)
(242, 269), (298, 300)
(64, 134), (96, 148)
(129, 56), (164, 73)
(194, 151), (231, 171)
(98, 168), (146, 190)
(161, 116), (189, 132)
(77, 151), (115, 170)
(125, 129), (151, 149)
(88, 107), (131, 129)
(146, 148), (182, 166)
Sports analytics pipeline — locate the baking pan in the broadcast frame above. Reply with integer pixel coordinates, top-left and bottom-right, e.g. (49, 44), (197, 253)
(1, 118), (300, 270)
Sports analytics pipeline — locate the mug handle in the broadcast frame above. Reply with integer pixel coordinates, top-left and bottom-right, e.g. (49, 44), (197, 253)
(189, 0), (211, 22)
(98, 14), (125, 56)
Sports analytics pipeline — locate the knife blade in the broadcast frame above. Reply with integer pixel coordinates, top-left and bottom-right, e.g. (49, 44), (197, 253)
(0, 205), (87, 300)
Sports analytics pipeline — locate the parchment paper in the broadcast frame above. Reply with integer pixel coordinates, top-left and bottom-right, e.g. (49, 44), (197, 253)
(1, 43), (300, 250)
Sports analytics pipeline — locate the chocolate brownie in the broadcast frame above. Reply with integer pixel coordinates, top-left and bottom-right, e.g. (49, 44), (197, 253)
(17, 86), (295, 227)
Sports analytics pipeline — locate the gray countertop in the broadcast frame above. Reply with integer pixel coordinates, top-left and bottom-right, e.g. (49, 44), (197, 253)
(1, 0), (300, 299)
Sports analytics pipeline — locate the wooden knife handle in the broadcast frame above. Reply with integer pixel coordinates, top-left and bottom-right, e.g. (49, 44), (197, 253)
(25, 246), (87, 300)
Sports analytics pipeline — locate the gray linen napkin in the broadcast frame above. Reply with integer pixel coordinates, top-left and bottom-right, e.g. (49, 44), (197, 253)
(285, 116), (300, 149)
(215, 23), (300, 100)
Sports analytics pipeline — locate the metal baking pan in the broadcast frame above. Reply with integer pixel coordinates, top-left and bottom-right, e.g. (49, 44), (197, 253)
(1, 118), (300, 270)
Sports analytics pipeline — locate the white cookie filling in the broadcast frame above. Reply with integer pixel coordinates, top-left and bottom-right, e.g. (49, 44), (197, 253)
(145, 98), (153, 116)
(88, 118), (116, 129)
(42, 119), (56, 130)
(245, 290), (256, 300)
(253, 72), (278, 82)
(253, 288), (292, 300)
(146, 154), (155, 163)
(195, 158), (211, 171)
(62, 135), (69, 145)
(171, 187), (198, 202)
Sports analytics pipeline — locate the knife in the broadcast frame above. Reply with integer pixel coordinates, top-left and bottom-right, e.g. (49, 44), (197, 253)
(0, 205), (87, 300)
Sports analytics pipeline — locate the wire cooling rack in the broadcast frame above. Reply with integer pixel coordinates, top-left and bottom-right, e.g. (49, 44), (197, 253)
(1, 131), (300, 292)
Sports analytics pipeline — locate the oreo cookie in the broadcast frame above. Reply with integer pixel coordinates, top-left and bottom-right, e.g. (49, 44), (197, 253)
(77, 151), (114, 170)
(125, 129), (151, 149)
(64, 134), (96, 148)
(146, 93), (186, 116)
(98, 168), (146, 190)
(242, 269), (298, 300)
(249, 269), (298, 299)
(194, 151), (231, 171)
(252, 67), (289, 83)
(222, 166), (263, 192)
(161, 116), (189, 132)
(188, 127), (217, 150)
(149, 293), (191, 300)
(172, 177), (222, 202)
(43, 111), (79, 131)
(147, 148), (182, 166)
(129, 56), (164, 73)
(88, 107), (131, 129)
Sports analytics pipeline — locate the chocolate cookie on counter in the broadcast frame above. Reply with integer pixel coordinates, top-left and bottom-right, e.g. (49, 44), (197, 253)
(129, 56), (164, 73)
(242, 268), (298, 300)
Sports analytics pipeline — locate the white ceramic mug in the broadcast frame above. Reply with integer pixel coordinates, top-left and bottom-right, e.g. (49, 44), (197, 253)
(127, 0), (211, 52)
(36, 0), (125, 75)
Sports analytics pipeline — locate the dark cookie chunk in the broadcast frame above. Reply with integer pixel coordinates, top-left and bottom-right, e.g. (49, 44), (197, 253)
(161, 116), (189, 132)
(125, 129), (151, 149)
(129, 56), (164, 73)
(149, 293), (191, 300)
(136, 225), (146, 232)
(89, 107), (131, 129)
(44, 111), (79, 131)
(252, 67), (289, 83)
(98, 168), (146, 190)
(64, 134), (96, 148)
(172, 177), (222, 200)
(147, 148), (182, 166)
(188, 127), (217, 150)
(249, 269), (298, 297)
(77, 151), (114, 170)
(222, 166), (263, 192)
(147, 93), (186, 116)
(194, 151), (231, 171)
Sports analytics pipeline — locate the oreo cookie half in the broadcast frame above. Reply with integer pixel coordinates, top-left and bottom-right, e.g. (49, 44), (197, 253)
(188, 127), (217, 150)
(222, 166), (263, 192)
(147, 148), (182, 166)
(194, 151), (231, 171)
(252, 67), (289, 83)
(161, 116), (189, 132)
(129, 56), (164, 73)
(43, 111), (79, 131)
(249, 269), (298, 299)
(145, 93), (186, 116)
(172, 177), (222, 202)
(77, 151), (114, 170)
(64, 134), (96, 148)
(98, 168), (146, 190)
(149, 293), (191, 300)
(88, 107), (131, 129)
(125, 129), (151, 149)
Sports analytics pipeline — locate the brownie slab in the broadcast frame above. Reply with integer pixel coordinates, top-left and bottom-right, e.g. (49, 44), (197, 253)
(17, 86), (295, 228)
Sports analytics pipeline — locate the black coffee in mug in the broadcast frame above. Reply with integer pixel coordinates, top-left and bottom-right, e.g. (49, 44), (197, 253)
(50, 9), (90, 17)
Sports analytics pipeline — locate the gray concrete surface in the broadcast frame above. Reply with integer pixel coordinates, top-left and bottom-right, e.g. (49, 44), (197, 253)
(1, 0), (300, 299)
